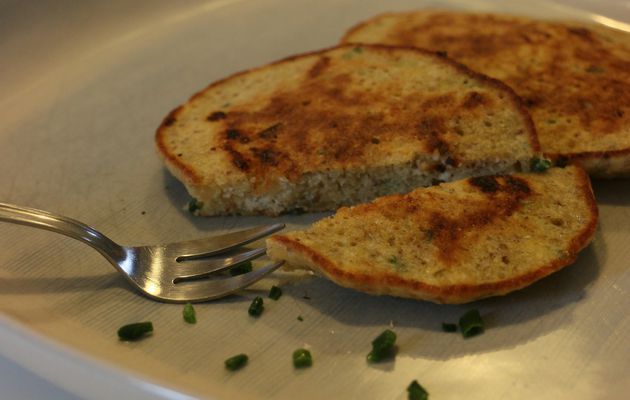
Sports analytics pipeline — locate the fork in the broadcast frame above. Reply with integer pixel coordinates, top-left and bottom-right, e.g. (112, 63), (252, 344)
(0, 202), (284, 302)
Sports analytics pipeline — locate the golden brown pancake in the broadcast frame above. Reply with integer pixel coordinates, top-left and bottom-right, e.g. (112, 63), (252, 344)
(156, 44), (539, 215)
(267, 166), (598, 303)
(342, 10), (630, 177)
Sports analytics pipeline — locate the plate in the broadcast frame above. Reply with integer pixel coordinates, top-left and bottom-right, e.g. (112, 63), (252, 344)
(1, 0), (629, 399)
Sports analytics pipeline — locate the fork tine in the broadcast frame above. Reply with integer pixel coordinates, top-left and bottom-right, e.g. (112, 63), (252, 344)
(173, 223), (285, 260)
(164, 261), (285, 302)
(173, 248), (266, 281)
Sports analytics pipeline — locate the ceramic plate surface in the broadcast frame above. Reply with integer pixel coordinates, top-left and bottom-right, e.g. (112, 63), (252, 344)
(1, 0), (629, 399)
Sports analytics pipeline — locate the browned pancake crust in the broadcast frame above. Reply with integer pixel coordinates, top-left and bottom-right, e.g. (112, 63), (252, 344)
(156, 44), (539, 189)
(272, 231), (589, 303)
(342, 11), (630, 176)
(269, 166), (598, 303)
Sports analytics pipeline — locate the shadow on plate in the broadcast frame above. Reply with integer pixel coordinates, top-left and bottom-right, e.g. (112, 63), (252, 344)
(271, 238), (603, 360)
(591, 178), (630, 206)
(0, 269), (275, 308)
(0, 273), (127, 295)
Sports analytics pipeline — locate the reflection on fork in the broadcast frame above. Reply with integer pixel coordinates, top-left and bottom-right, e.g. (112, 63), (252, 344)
(0, 202), (284, 302)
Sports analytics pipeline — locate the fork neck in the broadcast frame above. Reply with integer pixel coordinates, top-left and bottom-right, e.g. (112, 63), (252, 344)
(0, 202), (125, 263)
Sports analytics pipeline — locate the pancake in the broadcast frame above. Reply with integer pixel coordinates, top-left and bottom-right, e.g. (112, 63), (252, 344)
(267, 166), (598, 303)
(342, 10), (630, 177)
(156, 44), (539, 215)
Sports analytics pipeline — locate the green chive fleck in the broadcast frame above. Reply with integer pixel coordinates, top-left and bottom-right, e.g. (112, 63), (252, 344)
(268, 285), (282, 300)
(407, 380), (429, 400)
(292, 348), (312, 368)
(343, 46), (364, 59)
(187, 198), (203, 213)
(441, 322), (457, 332)
(459, 309), (485, 338)
(530, 157), (552, 172)
(183, 303), (196, 324)
(367, 329), (397, 363)
(297, 315), (304, 322)
(117, 322), (153, 341)
(388, 255), (406, 271)
(248, 296), (264, 317)
(229, 261), (253, 276)
(225, 354), (248, 371)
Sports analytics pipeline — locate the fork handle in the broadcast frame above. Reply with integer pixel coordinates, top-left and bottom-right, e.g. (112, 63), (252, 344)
(0, 202), (124, 262)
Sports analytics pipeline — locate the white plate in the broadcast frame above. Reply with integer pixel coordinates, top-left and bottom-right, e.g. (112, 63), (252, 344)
(1, 0), (629, 399)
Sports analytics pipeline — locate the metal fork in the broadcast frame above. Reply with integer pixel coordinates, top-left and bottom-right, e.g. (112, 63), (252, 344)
(0, 202), (284, 303)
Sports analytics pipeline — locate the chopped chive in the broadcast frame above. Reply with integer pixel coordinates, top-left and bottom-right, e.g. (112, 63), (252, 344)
(117, 322), (153, 341)
(388, 255), (406, 271)
(268, 285), (282, 300)
(459, 309), (485, 338)
(183, 303), (196, 324)
(292, 348), (312, 368)
(367, 329), (397, 363)
(407, 380), (429, 400)
(297, 315), (304, 322)
(441, 322), (457, 332)
(248, 296), (264, 317)
(187, 198), (203, 213)
(530, 157), (552, 172)
(229, 261), (253, 276)
(224, 353), (248, 371)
